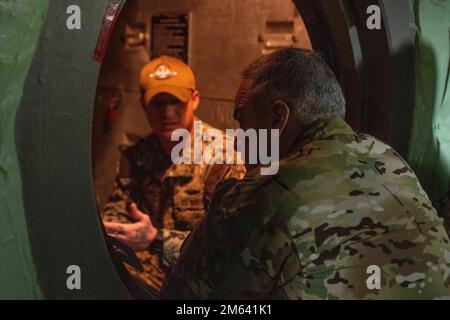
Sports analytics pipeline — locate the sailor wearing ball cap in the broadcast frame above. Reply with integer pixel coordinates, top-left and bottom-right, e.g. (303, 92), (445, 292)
(102, 55), (245, 295)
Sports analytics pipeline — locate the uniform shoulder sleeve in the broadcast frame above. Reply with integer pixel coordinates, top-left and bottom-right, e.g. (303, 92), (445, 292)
(101, 134), (142, 223)
(161, 176), (299, 299)
(204, 163), (246, 204)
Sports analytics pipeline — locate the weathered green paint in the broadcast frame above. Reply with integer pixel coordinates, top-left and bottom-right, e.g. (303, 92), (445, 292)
(0, 0), (49, 299)
(408, 0), (450, 213)
(16, 0), (130, 299)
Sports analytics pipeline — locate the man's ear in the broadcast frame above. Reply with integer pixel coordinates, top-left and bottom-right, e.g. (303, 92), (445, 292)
(191, 90), (200, 111)
(271, 100), (290, 133)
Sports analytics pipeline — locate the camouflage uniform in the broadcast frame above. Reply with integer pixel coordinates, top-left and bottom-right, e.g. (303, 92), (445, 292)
(162, 116), (450, 300)
(102, 121), (245, 294)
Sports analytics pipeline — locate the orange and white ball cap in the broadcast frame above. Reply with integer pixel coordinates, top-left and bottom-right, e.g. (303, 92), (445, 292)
(139, 55), (196, 105)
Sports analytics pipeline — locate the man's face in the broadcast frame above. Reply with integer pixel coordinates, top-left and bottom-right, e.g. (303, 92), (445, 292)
(233, 79), (260, 131)
(143, 91), (198, 140)
(234, 79), (264, 167)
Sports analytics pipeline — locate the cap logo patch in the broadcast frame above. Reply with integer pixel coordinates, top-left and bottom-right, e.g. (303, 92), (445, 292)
(149, 63), (178, 80)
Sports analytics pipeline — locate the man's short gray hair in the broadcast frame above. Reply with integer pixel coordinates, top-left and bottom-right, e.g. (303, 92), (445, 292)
(242, 48), (346, 124)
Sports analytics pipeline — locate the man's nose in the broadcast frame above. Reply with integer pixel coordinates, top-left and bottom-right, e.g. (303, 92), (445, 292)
(162, 104), (178, 118)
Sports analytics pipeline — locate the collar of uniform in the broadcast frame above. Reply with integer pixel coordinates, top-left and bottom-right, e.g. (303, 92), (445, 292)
(290, 115), (356, 152)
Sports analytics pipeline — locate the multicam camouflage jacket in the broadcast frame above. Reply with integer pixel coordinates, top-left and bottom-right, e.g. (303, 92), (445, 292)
(162, 116), (450, 300)
(102, 121), (245, 293)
